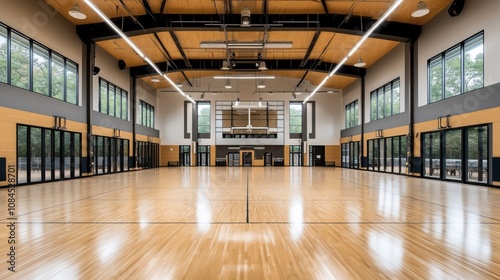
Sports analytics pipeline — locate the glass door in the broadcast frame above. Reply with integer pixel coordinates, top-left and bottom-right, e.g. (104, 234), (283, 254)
(422, 125), (490, 184)
(197, 145), (210, 166)
(423, 132), (441, 178)
(179, 145), (190, 166)
(466, 125), (489, 184)
(444, 130), (462, 181)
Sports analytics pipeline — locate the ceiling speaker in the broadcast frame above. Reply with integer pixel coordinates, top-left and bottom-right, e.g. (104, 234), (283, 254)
(448, 0), (465, 17)
(118, 60), (126, 70)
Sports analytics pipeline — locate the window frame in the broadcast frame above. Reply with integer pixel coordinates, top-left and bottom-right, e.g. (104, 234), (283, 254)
(99, 77), (128, 120)
(139, 100), (155, 128)
(0, 22), (79, 105)
(289, 101), (303, 138)
(427, 31), (484, 104)
(370, 77), (400, 121)
(345, 100), (359, 129)
(197, 101), (211, 138)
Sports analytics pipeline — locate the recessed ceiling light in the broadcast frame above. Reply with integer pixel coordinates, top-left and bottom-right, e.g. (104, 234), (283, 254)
(354, 58), (366, 67)
(412, 1), (430, 18)
(151, 78), (160, 83)
(69, 4), (87, 20)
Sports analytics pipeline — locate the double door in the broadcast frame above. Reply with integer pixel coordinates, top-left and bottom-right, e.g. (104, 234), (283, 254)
(422, 125), (489, 184)
(17, 124), (82, 185)
(228, 152), (240, 166)
(94, 136), (129, 174)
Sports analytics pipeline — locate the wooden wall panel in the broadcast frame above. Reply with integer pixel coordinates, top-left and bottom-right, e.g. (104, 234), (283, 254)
(160, 145), (179, 166)
(284, 145), (289, 166)
(0, 107), (87, 186)
(211, 145), (216, 166)
(325, 145), (341, 166)
(413, 107), (500, 158)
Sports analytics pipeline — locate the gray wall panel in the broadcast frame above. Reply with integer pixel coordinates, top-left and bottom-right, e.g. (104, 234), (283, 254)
(340, 126), (362, 138)
(365, 113), (408, 133)
(415, 82), (500, 123)
(91, 111), (133, 133)
(0, 83), (86, 123)
(136, 125), (160, 138)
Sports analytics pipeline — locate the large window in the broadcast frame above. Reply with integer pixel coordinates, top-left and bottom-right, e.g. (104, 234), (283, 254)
(139, 100), (155, 128)
(0, 23), (79, 104)
(428, 32), (483, 103)
(33, 43), (49, 96)
(197, 101), (211, 138)
(370, 78), (400, 121)
(0, 25), (7, 83)
(11, 32), (30, 90)
(289, 102), (302, 138)
(99, 78), (128, 120)
(345, 100), (359, 128)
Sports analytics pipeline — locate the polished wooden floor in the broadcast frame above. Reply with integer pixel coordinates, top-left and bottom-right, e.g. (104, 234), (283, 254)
(1, 167), (500, 279)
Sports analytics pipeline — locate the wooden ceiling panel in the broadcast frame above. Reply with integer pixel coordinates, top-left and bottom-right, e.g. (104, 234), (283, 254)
(268, 31), (315, 49)
(268, 0), (324, 14)
(44, 0), (147, 25)
(44, 0), (452, 90)
(163, 0), (222, 14)
(156, 32), (183, 60)
(143, 69), (355, 92)
(306, 71), (356, 89)
(228, 32), (265, 42)
(389, 0), (452, 25)
(97, 34), (168, 67)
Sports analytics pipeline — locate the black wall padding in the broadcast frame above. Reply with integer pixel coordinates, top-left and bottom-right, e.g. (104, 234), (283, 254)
(0, 158), (6, 181)
(493, 158), (500, 182)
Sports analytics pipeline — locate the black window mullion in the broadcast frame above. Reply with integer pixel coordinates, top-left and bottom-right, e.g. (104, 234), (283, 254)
(441, 53), (446, 101)
(26, 127), (32, 183)
(70, 133), (75, 178)
(63, 58), (67, 102)
(106, 82), (110, 115)
(390, 82), (394, 116)
(6, 27), (11, 84)
(40, 128), (46, 182)
(461, 41), (465, 96)
(29, 39), (33, 91)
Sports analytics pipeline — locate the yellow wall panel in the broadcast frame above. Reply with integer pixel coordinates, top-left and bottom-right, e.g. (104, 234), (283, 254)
(160, 145), (179, 166)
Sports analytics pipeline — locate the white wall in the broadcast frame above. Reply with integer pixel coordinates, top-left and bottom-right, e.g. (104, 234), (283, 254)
(93, 45), (131, 114)
(342, 79), (362, 129)
(364, 43), (406, 123)
(306, 90), (343, 145)
(136, 79), (158, 128)
(0, 0), (84, 104)
(417, 0), (500, 107)
(157, 76), (342, 145)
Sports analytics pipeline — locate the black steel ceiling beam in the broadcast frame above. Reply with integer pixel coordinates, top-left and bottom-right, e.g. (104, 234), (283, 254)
(76, 13), (420, 43)
(320, 0), (329, 15)
(169, 31), (192, 68)
(226, 0), (233, 15)
(299, 30), (321, 68)
(130, 59), (366, 78)
(159, 0), (167, 15)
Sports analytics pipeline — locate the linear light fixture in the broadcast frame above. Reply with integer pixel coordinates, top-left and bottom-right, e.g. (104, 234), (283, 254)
(200, 41), (292, 49)
(83, 0), (195, 104)
(213, 75), (275, 80)
(304, 0), (403, 104)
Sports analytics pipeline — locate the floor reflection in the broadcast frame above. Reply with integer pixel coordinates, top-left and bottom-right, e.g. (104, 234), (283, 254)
(369, 230), (404, 272)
